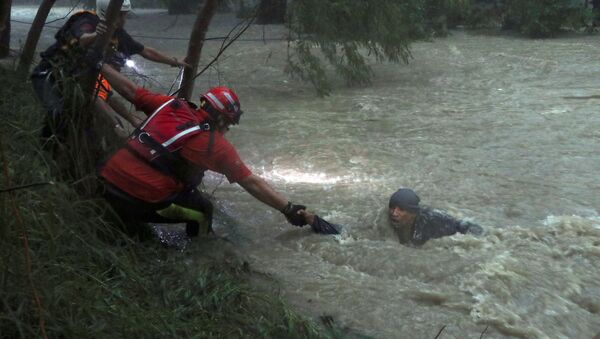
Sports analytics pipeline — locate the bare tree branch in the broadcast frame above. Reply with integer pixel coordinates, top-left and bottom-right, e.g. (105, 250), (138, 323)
(18, 0), (57, 75)
(0, 0), (12, 58)
(177, 0), (221, 100)
(173, 11), (256, 98)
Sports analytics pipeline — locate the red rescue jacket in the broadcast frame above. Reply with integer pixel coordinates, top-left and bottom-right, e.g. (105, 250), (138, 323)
(123, 98), (212, 188)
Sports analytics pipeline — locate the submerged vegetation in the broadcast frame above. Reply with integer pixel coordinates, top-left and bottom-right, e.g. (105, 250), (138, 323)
(0, 66), (346, 338)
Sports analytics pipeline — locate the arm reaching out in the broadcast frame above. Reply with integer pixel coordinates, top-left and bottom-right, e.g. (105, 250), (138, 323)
(100, 63), (138, 103)
(238, 174), (308, 226)
(140, 47), (190, 68)
(237, 174), (288, 211)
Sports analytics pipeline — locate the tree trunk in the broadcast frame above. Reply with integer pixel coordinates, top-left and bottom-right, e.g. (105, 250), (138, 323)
(178, 0), (220, 101)
(256, 0), (286, 24)
(17, 0), (56, 74)
(0, 0), (12, 58)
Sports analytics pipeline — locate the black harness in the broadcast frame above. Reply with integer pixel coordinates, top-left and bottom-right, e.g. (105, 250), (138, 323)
(125, 119), (213, 189)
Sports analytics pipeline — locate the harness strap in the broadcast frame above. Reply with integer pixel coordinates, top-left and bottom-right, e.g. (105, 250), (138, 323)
(126, 98), (214, 187)
(162, 123), (211, 147)
(124, 142), (179, 179)
(127, 122), (212, 188)
(207, 130), (215, 155)
(140, 98), (175, 129)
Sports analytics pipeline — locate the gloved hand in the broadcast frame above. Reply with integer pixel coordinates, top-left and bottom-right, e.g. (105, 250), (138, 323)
(281, 202), (307, 227)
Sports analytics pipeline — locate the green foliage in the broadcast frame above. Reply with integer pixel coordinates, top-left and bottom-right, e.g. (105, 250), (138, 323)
(439, 0), (495, 29)
(420, 0), (487, 35)
(455, 0), (506, 29)
(44, 42), (105, 195)
(0, 67), (345, 339)
(422, 0), (463, 35)
(418, 0), (592, 36)
(286, 0), (424, 96)
(502, 0), (591, 37)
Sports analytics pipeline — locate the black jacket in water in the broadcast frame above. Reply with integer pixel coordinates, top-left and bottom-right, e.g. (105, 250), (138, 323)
(391, 207), (483, 246)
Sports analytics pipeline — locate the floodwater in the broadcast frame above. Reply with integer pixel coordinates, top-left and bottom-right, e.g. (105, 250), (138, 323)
(10, 6), (600, 338)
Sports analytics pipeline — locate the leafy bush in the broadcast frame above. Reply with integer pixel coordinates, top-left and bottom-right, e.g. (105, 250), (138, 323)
(503, 0), (592, 37)
(423, 0), (474, 35)
(286, 0), (424, 96)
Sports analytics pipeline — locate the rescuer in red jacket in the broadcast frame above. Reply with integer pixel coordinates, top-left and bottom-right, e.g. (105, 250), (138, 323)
(98, 64), (308, 237)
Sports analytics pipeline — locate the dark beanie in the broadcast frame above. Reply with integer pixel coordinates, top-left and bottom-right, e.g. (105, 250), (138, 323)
(389, 188), (420, 212)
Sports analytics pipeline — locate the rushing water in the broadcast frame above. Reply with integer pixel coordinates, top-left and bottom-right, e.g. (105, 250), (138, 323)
(11, 6), (600, 338)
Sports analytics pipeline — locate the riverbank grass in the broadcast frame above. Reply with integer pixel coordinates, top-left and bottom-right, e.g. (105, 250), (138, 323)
(0, 66), (345, 338)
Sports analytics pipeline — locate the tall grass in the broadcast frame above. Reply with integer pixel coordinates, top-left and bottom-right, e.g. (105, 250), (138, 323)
(0, 66), (348, 338)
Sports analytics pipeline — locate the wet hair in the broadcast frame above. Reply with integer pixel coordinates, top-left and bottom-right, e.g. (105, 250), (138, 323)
(389, 188), (420, 213)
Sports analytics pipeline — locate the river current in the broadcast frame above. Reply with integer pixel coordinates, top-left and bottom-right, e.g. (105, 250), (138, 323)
(10, 6), (600, 338)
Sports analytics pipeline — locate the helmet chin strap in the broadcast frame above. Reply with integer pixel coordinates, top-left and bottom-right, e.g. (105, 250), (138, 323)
(196, 99), (229, 133)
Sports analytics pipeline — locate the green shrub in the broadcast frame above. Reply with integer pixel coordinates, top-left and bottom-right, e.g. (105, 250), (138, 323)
(503, 0), (591, 37)
(287, 0), (423, 96)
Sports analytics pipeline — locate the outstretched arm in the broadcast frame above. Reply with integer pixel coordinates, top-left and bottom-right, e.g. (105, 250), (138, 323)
(458, 220), (484, 235)
(238, 174), (308, 226)
(139, 47), (189, 68)
(100, 63), (138, 103)
(107, 96), (144, 126)
(238, 174), (288, 211)
(418, 209), (483, 242)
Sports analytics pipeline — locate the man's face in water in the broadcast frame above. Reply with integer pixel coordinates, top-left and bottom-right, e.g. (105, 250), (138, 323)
(388, 206), (417, 228)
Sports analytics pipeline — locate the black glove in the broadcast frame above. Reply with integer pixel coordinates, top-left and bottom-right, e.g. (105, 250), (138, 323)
(310, 215), (342, 235)
(281, 202), (307, 227)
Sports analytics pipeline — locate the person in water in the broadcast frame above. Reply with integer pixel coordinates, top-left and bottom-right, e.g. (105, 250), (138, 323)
(388, 188), (483, 245)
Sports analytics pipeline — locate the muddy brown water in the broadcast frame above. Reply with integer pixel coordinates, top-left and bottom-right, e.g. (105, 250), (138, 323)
(10, 6), (600, 338)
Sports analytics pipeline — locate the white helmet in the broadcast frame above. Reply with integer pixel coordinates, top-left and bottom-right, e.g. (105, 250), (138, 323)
(96, 0), (132, 20)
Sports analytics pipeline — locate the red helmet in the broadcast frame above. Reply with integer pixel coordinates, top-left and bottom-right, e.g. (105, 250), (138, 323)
(201, 86), (243, 124)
